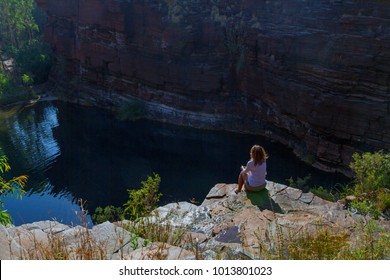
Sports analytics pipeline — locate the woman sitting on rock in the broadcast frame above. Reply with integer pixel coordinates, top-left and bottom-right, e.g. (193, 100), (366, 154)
(235, 145), (268, 194)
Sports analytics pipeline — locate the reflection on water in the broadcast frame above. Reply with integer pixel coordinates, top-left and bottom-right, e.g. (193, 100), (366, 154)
(5, 104), (61, 175)
(0, 101), (348, 226)
(1, 103), (91, 225)
(2, 183), (91, 226)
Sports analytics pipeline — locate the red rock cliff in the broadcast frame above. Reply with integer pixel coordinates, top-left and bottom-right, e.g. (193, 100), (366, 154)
(36, 0), (390, 176)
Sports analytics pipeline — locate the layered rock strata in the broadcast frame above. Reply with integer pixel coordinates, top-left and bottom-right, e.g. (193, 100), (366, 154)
(2, 182), (387, 260)
(35, 0), (390, 175)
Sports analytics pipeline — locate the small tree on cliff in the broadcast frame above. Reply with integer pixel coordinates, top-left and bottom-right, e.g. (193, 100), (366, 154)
(122, 173), (162, 221)
(92, 173), (162, 223)
(0, 152), (28, 225)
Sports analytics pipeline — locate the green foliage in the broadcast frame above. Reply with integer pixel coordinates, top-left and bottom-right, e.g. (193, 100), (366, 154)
(21, 73), (33, 85)
(92, 174), (162, 224)
(92, 205), (123, 224)
(0, 69), (12, 96)
(129, 234), (140, 250)
(349, 151), (390, 217)
(350, 200), (381, 219)
(0, 0), (38, 51)
(0, 0), (52, 100)
(350, 219), (390, 260)
(13, 40), (52, 84)
(0, 210), (12, 225)
(123, 173), (162, 221)
(351, 151), (390, 194)
(376, 189), (390, 213)
(0, 152), (28, 225)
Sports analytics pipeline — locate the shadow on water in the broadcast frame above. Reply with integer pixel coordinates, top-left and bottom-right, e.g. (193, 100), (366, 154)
(246, 188), (283, 214)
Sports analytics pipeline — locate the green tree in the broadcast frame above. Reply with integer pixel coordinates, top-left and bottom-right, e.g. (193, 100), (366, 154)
(0, 0), (51, 90)
(0, 152), (28, 225)
(0, 0), (38, 51)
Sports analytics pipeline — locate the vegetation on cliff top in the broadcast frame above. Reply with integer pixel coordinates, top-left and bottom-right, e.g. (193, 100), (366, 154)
(0, 0), (52, 105)
(347, 151), (390, 219)
(92, 173), (162, 224)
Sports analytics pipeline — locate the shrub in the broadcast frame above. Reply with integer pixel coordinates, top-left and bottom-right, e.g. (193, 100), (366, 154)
(13, 40), (52, 84)
(92, 205), (123, 224)
(92, 174), (162, 225)
(350, 200), (381, 219)
(349, 151), (390, 217)
(350, 151), (390, 194)
(122, 173), (162, 221)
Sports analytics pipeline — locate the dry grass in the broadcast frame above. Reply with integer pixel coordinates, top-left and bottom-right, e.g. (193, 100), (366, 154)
(121, 214), (187, 247)
(10, 217), (388, 260)
(255, 218), (389, 260)
(7, 198), (388, 260)
(18, 227), (108, 260)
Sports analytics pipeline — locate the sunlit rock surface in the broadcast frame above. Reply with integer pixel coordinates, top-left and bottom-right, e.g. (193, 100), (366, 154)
(2, 182), (388, 260)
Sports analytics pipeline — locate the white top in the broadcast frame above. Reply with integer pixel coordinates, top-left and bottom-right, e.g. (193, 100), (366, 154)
(243, 160), (267, 187)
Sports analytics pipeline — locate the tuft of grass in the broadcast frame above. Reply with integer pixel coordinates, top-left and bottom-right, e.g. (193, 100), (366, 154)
(309, 186), (343, 202)
(123, 214), (187, 247)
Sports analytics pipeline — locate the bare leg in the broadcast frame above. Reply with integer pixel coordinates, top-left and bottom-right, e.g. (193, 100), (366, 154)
(236, 171), (248, 193)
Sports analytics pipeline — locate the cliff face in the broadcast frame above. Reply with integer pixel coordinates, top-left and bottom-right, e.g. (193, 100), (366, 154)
(36, 0), (390, 175)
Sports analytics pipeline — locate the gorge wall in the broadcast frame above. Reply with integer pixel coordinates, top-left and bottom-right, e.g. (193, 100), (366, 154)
(35, 0), (390, 176)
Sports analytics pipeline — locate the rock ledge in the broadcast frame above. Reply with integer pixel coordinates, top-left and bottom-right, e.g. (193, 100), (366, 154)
(1, 182), (387, 260)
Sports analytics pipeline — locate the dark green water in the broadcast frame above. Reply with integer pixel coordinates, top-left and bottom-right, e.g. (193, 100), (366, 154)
(0, 101), (347, 226)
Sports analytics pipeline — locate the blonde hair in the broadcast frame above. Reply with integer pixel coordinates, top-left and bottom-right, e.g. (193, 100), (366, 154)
(250, 145), (268, 166)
